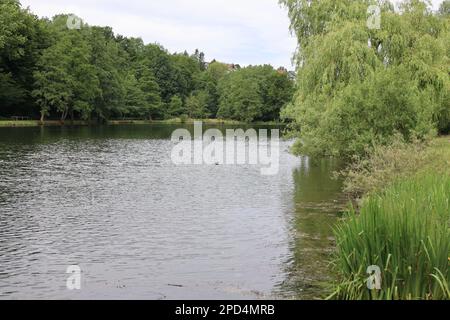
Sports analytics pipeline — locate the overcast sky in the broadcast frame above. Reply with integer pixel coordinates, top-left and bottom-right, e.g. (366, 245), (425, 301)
(20, 0), (444, 69)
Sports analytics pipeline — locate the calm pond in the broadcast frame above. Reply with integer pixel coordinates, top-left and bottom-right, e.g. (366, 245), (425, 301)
(0, 124), (345, 299)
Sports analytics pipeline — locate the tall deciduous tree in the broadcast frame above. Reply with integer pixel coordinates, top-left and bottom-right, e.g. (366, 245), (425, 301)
(33, 15), (99, 122)
(0, 0), (49, 116)
(186, 90), (210, 119)
(166, 95), (185, 118)
(88, 26), (126, 121)
(280, 0), (450, 157)
(218, 65), (293, 122)
(137, 69), (162, 120)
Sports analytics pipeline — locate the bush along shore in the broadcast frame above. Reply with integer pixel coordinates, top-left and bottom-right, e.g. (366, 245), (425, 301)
(0, 120), (95, 127)
(329, 137), (450, 300)
(0, 118), (285, 128)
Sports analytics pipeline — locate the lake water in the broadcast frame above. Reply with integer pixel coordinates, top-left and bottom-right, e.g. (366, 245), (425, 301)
(0, 124), (345, 300)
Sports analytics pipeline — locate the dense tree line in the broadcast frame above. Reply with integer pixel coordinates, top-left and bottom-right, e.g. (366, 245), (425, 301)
(0, 0), (294, 122)
(280, 0), (450, 158)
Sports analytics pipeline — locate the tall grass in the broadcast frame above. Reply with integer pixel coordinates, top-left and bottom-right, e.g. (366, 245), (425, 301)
(330, 173), (450, 300)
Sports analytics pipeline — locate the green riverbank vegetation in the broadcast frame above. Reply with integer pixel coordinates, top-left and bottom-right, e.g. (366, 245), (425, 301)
(280, 0), (449, 300)
(331, 172), (449, 300)
(0, 118), (283, 128)
(341, 136), (450, 198)
(0, 0), (294, 124)
(331, 137), (450, 300)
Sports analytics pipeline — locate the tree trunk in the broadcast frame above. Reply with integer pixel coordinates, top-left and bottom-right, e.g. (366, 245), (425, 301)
(70, 107), (74, 125)
(61, 107), (68, 124)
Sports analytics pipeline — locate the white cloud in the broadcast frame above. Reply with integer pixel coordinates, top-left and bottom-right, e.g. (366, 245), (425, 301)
(393, 0), (442, 10)
(19, 0), (297, 68)
(19, 0), (445, 69)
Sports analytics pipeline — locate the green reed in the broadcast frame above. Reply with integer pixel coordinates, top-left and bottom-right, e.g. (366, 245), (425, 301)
(330, 173), (450, 300)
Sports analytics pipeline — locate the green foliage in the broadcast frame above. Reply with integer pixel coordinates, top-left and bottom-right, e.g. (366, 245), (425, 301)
(205, 61), (229, 81)
(123, 72), (147, 118)
(218, 65), (294, 122)
(195, 61), (229, 117)
(330, 173), (450, 300)
(140, 44), (178, 103)
(191, 48), (207, 71)
(32, 17), (99, 121)
(1, 1), (294, 122)
(166, 95), (185, 118)
(0, 71), (25, 106)
(280, 0), (450, 158)
(88, 26), (126, 120)
(139, 71), (162, 120)
(171, 53), (202, 100)
(218, 69), (263, 122)
(280, 0), (375, 50)
(0, 0), (49, 115)
(440, 0), (450, 16)
(186, 90), (210, 119)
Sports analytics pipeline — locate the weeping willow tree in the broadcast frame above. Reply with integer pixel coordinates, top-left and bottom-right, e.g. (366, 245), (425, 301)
(280, 0), (450, 157)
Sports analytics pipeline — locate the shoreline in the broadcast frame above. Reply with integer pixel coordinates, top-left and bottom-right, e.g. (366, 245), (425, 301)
(0, 119), (285, 128)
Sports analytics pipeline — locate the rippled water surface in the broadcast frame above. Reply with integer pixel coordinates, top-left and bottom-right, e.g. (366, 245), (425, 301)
(0, 125), (345, 299)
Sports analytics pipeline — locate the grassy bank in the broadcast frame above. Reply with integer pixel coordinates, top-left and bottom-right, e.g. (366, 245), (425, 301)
(0, 120), (96, 127)
(0, 120), (40, 127)
(330, 136), (450, 300)
(107, 118), (246, 125)
(341, 136), (450, 198)
(107, 118), (284, 126)
(0, 118), (284, 128)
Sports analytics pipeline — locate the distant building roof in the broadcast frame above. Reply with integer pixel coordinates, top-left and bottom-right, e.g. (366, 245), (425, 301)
(277, 67), (288, 74)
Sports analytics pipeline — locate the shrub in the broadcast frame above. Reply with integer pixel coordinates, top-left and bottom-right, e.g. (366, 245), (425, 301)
(179, 114), (189, 123)
(340, 135), (450, 197)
